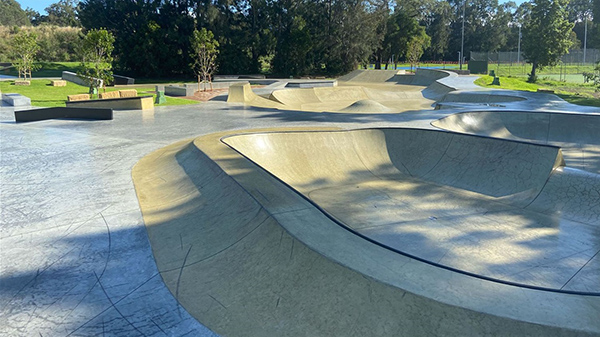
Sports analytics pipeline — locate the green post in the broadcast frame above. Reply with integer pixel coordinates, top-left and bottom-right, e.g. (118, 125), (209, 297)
(155, 91), (167, 104)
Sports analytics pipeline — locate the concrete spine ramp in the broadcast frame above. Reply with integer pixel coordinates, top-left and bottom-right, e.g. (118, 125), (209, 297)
(133, 128), (600, 336)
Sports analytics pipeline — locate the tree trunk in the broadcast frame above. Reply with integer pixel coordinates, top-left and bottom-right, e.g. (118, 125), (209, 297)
(529, 61), (537, 82)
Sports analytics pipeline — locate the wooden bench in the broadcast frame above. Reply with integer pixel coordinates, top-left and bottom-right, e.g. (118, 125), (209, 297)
(119, 89), (137, 98)
(67, 94), (91, 102)
(50, 80), (67, 87)
(99, 91), (120, 99)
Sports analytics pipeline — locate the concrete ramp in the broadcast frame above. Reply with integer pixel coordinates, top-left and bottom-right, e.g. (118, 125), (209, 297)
(223, 128), (599, 294)
(227, 83), (283, 108)
(433, 111), (600, 173)
(133, 127), (600, 336)
(337, 69), (404, 82)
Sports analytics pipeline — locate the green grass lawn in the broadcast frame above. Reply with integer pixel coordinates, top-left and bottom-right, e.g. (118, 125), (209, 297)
(0, 79), (200, 107)
(475, 75), (600, 108)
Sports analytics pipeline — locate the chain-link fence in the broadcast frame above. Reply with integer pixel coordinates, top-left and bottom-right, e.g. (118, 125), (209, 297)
(471, 49), (600, 65)
(470, 49), (599, 81)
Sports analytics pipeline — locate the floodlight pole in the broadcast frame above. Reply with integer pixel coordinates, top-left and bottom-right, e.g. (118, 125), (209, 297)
(517, 24), (521, 63)
(583, 15), (588, 64)
(460, 0), (466, 70)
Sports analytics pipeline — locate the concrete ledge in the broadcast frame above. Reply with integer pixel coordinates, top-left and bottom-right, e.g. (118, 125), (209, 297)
(165, 85), (195, 97)
(62, 71), (103, 88)
(66, 95), (153, 110)
(113, 74), (135, 85)
(286, 80), (337, 88)
(2, 93), (31, 106)
(14, 107), (113, 122)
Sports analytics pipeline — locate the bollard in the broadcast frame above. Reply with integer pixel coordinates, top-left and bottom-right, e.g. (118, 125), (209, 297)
(155, 91), (167, 104)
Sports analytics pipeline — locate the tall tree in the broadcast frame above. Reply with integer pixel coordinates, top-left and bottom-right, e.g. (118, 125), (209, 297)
(425, 1), (452, 60)
(44, 0), (81, 27)
(11, 31), (39, 80)
(190, 28), (219, 91)
(522, 0), (574, 82)
(78, 28), (115, 95)
(0, 0), (31, 26)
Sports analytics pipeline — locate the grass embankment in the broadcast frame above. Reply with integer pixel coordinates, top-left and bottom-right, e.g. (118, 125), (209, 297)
(1, 62), (81, 78)
(475, 75), (600, 108)
(0, 79), (199, 107)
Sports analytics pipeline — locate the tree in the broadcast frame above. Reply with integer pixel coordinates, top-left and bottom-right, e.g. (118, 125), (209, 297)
(521, 0), (573, 82)
(45, 0), (81, 27)
(190, 28), (219, 91)
(0, 0), (30, 26)
(78, 28), (115, 96)
(11, 31), (40, 81)
(406, 34), (431, 70)
(425, 1), (452, 60)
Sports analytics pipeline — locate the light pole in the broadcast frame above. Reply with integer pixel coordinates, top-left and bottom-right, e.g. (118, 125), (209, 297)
(583, 14), (588, 64)
(517, 24), (521, 63)
(460, 0), (466, 70)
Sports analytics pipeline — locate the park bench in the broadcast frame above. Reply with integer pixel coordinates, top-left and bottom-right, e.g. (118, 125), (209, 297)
(50, 80), (67, 87)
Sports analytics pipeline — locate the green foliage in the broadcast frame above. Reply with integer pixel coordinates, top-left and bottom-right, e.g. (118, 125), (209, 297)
(44, 0), (80, 27)
(11, 31), (40, 80)
(190, 28), (219, 90)
(0, 0), (30, 26)
(522, 0), (574, 82)
(78, 29), (115, 96)
(406, 34), (431, 69)
(0, 26), (82, 62)
(383, 3), (430, 66)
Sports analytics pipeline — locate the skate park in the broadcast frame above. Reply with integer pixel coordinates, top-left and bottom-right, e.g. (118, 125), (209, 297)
(2, 68), (600, 336)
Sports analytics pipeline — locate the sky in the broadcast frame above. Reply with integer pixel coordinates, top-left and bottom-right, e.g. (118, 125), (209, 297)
(16, 0), (529, 14)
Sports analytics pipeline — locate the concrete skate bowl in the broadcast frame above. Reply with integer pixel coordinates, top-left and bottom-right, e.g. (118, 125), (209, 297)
(133, 128), (600, 336)
(227, 69), (474, 113)
(432, 110), (600, 173)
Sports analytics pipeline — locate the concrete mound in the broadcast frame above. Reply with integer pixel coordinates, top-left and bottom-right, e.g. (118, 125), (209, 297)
(339, 99), (392, 112)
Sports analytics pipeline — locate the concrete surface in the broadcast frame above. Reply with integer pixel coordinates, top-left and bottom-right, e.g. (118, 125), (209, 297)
(2, 93), (31, 107)
(2, 69), (600, 336)
(223, 129), (598, 293)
